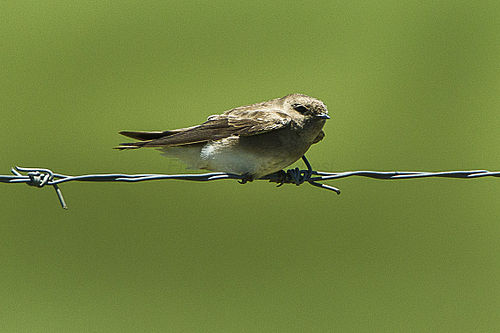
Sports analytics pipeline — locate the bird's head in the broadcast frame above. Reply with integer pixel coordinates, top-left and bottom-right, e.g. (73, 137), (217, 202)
(282, 93), (330, 121)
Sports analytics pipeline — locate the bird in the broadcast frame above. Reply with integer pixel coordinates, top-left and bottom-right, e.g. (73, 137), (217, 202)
(115, 93), (330, 181)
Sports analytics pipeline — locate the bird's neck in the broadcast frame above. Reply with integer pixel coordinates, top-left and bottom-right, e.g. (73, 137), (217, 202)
(293, 119), (326, 142)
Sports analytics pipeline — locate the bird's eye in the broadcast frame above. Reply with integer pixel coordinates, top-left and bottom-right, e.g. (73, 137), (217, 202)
(293, 104), (309, 114)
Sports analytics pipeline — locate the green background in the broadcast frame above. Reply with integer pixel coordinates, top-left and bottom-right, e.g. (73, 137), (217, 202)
(1, 1), (500, 331)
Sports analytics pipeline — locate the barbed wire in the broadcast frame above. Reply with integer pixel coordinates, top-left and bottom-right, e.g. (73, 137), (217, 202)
(1, 156), (499, 209)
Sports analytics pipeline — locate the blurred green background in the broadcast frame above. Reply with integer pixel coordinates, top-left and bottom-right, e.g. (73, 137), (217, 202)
(1, 1), (500, 331)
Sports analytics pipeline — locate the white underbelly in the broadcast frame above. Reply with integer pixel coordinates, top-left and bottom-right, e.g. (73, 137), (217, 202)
(161, 136), (301, 178)
(200, 140), (263, 175)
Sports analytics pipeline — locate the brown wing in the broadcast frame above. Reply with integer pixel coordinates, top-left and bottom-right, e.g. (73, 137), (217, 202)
(116, 109), (291, 149)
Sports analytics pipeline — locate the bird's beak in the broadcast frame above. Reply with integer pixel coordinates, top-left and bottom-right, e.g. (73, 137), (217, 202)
(317, 113), (330, 119)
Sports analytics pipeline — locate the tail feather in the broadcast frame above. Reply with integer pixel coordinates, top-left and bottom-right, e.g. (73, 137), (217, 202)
(113, 141), (147, 150)
(115, 130), (171, 150)
(119, 130), (168, 141)
(116, 126), (201, 150)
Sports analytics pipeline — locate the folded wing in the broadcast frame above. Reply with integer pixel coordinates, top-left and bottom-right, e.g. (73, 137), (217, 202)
(116, 109), (292, 149)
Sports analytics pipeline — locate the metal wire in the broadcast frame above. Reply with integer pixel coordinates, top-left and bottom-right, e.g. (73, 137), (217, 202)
(1, 156), (499, 209)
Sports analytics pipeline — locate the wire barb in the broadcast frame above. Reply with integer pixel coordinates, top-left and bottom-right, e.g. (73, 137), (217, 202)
(1, 158), (499, 209)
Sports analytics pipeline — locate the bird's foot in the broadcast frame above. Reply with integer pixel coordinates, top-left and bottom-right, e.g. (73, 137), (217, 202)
(273, 170), (288, 187)
(248, 156), (316, 186)
(238, 173), (255, 184)
(267, 168), (312, 187)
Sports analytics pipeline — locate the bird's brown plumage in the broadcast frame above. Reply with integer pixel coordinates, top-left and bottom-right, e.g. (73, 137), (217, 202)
(117, 109), (292, 149)
(116, 94), (329, 179)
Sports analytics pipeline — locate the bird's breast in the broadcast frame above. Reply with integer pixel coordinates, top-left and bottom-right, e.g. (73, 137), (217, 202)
(199, 130), (312, 178)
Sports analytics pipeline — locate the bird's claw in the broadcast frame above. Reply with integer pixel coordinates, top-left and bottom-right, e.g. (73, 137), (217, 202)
(238, 173), (254, 184)
(274, 170), (288, 187)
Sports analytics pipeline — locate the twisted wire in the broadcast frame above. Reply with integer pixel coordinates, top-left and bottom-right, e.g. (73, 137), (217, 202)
(1, 157), (499, 209)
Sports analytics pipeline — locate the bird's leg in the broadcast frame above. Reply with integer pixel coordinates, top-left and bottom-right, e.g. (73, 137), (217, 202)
(259, 170), (288, 186)
(238, 173), (255, 184)
(274, 170), (288, 187)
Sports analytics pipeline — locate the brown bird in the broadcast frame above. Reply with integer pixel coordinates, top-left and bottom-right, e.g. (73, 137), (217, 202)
(116, 93), (330, 181)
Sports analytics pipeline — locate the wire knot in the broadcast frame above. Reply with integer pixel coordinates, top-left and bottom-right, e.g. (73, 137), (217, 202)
(265, 156), (341, 194)
(13, 167), (68, 209)
(26, 171), (52, 187)
(267, 156), (315, 187)
(283, 167), (312, 186)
